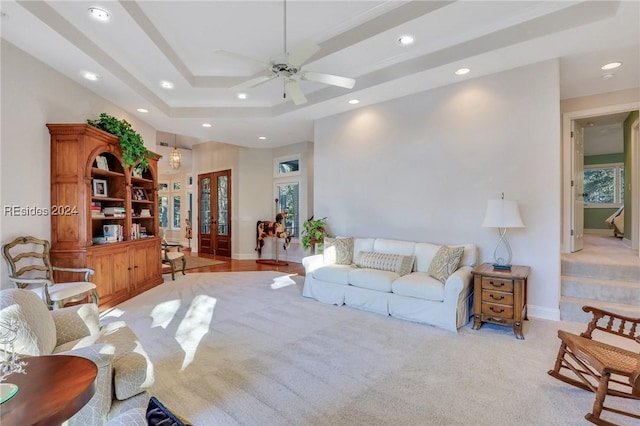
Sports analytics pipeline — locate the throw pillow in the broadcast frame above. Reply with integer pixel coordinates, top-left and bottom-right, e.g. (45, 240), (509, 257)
(147, 396), (192, 426)
(323, 237), (354, 265)
(428, 245), (465, 283)
(355, 251), (415, 276)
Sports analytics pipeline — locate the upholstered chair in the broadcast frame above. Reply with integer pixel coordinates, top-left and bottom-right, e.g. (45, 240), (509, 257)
(2, 236), (99, 309)
(0, 288), (154, 425)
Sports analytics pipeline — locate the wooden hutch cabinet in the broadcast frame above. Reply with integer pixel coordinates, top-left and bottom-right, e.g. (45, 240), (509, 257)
(47, 124), (163, 308)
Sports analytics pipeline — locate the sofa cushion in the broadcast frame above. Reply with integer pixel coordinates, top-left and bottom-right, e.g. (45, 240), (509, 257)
(348, 268), (397, 292)
(373, 238), (416, 256)
(428, 246), (464, 283)
(312, 264), (353, 285)
(413, 243), (442, 273)
(352, 238), (375, 263)
(0, 288), (57, 356)
(323, 237), (354, 265)
(392, 272), (445, 302)
(355, 251), (415, 276)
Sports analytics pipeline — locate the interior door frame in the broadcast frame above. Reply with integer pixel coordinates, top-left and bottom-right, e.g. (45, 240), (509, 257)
(561, 101), (640, 253)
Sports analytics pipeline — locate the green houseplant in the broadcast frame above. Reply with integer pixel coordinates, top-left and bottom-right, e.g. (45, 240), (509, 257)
(87, 113), (150, 169)
(301, 217), (328, 251)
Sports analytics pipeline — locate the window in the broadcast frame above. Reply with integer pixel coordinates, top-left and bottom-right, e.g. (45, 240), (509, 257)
(172, 196), (181, 229)
(274, 154), (300, 177)
(276, 182), (299, 238)
(584, 163), (624, 207)
(159, 196), (168, 228)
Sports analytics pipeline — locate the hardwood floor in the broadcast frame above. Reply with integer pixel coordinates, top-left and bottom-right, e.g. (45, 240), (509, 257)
(172, 250), (305, 276)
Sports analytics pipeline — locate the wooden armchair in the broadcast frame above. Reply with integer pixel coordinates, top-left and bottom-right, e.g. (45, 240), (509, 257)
(548, 306), (640, 426)
(2, 236), (98, 309)
(161, 240), (186, 281)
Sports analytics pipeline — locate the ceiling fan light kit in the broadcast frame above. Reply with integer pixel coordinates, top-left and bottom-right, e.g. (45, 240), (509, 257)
(224, 0), (356, 105)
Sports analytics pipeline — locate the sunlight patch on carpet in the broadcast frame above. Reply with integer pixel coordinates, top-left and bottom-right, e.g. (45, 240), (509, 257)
(270, 274), (297, 289)
(151, 299), (181, 329)
(175, 294), (217, 370)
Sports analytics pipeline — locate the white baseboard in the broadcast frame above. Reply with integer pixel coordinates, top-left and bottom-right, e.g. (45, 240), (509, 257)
(622, 238), (632, 248)
(528, 304), (560, 321)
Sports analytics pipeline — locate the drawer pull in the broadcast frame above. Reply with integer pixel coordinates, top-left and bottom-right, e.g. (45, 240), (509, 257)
(490, 307), (505, 314)
(490, 294), (505, 301)
(489, 280), (504, 288)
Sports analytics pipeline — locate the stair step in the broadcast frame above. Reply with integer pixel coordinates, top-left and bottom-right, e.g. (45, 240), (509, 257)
(561, 259), (640, 281)
(561, 275), (640, 305)
(559, 296), (640, 322)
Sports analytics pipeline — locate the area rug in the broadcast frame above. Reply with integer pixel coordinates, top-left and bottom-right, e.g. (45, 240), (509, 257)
(183, 256), (225, 271)
(101, 272), (637, 425)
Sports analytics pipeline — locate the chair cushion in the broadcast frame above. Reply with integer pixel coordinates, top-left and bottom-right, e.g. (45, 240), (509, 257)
(164, 251), (185, 261)
(0, 288), (56, 355)
(47, 281), (96, 302)
(54, 321), (155, 400)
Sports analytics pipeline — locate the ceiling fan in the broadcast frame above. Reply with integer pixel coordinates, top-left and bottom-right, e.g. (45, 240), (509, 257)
(216, 0), (356, 105)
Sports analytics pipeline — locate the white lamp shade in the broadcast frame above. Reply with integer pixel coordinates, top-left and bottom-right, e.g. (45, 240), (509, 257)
(482, 199), (524, 228)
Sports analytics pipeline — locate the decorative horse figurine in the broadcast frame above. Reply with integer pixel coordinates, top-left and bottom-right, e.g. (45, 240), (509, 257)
(255, 211), (292, 256)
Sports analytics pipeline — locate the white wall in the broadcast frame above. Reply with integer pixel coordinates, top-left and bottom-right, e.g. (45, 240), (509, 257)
(314, 60), (562, 319)
(0, 40), (157, 290)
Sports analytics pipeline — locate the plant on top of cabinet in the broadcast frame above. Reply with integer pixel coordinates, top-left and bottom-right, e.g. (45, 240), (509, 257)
(87, 113), (150, 169)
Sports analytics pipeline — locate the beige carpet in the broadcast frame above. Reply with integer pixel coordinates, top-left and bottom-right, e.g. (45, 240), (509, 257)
(101, 272), (638, 425)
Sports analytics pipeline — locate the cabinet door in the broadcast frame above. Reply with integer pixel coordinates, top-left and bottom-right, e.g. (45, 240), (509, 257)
(87, 245), (130, 306)
(130, 239), (161, 291)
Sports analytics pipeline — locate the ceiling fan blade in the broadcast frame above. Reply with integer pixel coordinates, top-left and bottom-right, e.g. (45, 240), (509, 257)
(230, 74), (276, 92)
(286, 41), (321, 68)
(213, 48), (271, 69)
(284, 79), (308, 105)
(301, 71), (356, 89)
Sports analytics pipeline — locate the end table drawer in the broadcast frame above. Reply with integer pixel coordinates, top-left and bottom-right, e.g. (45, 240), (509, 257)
(481, 290), (514, 305)
(482, 303), (514, 319)
(481, 277), (514, 292)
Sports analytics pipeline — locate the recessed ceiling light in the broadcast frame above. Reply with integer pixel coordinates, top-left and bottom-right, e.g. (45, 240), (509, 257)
(348, 99), (360, 105)
(602, 73), (615, 80)
(258, 136), (267, 140)
(88, 7), (111, 21)
(83, 72), (99, 81)
(237, 93), (247, 100)
(136, 108), (149, 113)
(202, 123), (212, 128)
(455, 68), (471, 75)
(397, 35), (415, 46)
(161, 81), (174, 89)
(601, 62), (622, 70)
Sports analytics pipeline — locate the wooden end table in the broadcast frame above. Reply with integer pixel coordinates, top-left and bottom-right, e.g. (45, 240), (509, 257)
(471, 263), (531, 339)
(0, 355), (97, 426)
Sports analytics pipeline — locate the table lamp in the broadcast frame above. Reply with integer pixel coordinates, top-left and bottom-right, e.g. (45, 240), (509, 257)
(482, 193), (524, 271)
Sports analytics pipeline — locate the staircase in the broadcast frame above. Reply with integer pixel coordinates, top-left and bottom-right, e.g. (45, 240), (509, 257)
(560, 236), (640, 322)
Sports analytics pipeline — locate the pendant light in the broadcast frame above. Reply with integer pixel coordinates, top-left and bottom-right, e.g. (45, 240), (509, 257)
(169, 134), (181, 169)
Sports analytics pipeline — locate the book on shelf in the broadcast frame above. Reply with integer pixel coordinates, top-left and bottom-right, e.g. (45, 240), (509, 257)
(102, 206), (126, 217)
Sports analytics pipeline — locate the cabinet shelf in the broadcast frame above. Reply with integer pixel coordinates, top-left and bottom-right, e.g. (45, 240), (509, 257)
(92, 196), (125, 203)
(91, 167), (125, 178)
(92, 216), (126, 221)
(131, 176), (154, 185)
(131, 200), (153, 204)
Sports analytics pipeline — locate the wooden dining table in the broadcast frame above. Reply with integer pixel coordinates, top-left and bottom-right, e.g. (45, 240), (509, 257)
(0, 355), (97, 426)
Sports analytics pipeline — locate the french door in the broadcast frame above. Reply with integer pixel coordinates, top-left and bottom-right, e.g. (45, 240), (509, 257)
(198, 170), (231, 257)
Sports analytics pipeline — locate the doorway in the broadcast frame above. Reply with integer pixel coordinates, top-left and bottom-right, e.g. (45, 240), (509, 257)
(198, 169), (231, 257)
(563, 104), (640, 255)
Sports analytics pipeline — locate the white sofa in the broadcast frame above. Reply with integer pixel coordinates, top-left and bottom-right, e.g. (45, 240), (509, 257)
(302, 238), (478, 332)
